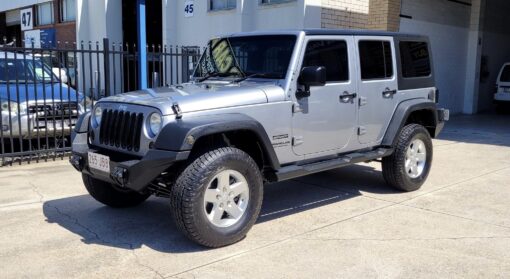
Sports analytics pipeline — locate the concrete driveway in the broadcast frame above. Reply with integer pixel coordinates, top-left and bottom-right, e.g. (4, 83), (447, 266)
(1, 114), (509, 279)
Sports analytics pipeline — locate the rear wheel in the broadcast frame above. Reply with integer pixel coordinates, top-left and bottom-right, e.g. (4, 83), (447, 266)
(170, 147), (263, 248)
(82, 174), (150, 208)
(382, 124), (433, 192)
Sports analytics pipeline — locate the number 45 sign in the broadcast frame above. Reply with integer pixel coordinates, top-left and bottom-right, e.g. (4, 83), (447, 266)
(184, 1), (194, 18)
(20, 8), (33, 31)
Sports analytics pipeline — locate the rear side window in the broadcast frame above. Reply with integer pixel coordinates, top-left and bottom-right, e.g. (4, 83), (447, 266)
(399, 41), (431, 78)
(501, 65), (510, 82)
(302, 40), (349, 82)
(359, 41), (393, 80)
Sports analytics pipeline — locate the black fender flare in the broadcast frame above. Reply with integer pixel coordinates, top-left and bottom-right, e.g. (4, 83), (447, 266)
(382, 99), (438, 146)
(154, 113), (280, 169)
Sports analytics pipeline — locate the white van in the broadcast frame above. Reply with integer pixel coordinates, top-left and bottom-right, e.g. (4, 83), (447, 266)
(495, 63), (510, 112)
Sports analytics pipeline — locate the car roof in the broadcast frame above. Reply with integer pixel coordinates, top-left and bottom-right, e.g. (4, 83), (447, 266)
(0, 51), (35, 60)
(226, 29), (424, 39)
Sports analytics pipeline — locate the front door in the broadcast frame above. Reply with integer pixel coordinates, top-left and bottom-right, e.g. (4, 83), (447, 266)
(355, 37), (398, 144)
(292, 36), (358, 156)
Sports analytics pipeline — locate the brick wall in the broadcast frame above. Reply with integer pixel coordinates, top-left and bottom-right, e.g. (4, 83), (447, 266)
(321, 0), (370, 29)
(368, 0), (401, 31)
(320, 0), (401, 31)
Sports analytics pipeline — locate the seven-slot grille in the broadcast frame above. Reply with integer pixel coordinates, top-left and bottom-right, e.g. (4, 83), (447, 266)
(99, 109), (144, 152)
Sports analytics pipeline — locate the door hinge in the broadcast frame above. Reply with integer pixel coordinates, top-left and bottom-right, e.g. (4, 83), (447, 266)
(358, 126), (367, 135)
(292, 102), (303, 113)
(359, 97), (368, 107)
(292, 136), (304, 146)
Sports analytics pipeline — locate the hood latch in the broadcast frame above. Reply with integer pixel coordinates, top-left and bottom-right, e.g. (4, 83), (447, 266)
(172, 102), (183, 119)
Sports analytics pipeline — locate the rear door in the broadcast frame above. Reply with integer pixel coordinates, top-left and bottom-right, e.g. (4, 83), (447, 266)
(355, 37), (398, 145)
(292, 36), (358, 156)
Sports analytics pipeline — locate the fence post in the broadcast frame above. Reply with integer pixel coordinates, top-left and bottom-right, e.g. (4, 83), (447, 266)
(103, 38), (111, 96)
(152, 72), (159, 88)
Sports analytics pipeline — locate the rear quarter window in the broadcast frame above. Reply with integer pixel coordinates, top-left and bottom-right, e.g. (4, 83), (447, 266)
(399, 41), (431, 78)
(500, 65), (510, 82)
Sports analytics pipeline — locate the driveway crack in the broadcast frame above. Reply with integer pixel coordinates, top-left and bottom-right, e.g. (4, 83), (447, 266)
(29, 182), (44, 203)
(297, 236), (510, 242)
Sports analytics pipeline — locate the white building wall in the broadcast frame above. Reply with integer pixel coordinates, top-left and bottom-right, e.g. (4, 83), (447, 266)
(0, 0), (49, 12)
(76, 0), (122, 98)
(163, 0), (313, 48)
(400, 0), (471, 114)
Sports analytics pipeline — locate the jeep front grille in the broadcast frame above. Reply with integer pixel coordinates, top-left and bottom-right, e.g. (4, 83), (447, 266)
(99, 109), (144, 152)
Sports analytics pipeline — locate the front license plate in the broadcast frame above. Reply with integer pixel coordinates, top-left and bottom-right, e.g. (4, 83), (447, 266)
(88, 152), (110, 173)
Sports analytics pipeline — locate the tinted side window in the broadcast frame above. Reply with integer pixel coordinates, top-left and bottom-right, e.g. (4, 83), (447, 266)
(359, 41), (393, 80)
(399, 41), (431, 78)
(303, 40), (349, 82)
(501, 65), (510, 82)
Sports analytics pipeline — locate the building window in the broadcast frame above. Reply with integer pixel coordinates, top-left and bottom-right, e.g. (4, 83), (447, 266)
(261, 0), (296, 4)
(303, 40), (349, 82)
(60, 0), (76, 22)
(209, 0), (236, 11)
(37, 2), (54, 26)
(399, 41), (431, 78)
(359, 41), (393, 80)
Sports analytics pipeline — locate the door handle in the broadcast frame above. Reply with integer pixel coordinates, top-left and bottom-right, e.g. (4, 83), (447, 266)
(382, 88), (397, 98)
(340, 92), (357, 103)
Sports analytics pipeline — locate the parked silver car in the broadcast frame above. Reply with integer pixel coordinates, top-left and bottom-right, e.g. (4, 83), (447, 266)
(0, 51), (88, 139)
(71, 30), (449, 247)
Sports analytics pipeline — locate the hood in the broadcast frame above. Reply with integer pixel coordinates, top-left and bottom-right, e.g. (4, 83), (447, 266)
(100, 81), (286, 115)
(0, 83), (81, 102)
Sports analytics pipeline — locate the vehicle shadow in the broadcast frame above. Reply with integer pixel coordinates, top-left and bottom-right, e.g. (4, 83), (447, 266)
(43, 164), (392, 253)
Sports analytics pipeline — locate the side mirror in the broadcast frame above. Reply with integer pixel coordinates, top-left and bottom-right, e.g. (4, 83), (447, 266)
(297, 66), (326, 99)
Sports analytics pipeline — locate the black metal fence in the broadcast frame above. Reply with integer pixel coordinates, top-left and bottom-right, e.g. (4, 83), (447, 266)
(0, 39), (202, 166)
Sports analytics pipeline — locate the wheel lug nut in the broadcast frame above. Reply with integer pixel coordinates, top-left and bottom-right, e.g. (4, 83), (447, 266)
(219, 203), (224, 209)
(216, 195), (221, 200)
(227, 201), (231, 206)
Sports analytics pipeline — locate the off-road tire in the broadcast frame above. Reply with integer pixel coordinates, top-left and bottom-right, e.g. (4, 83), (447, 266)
(382, 124), (433, 192)
(82, 174), (150, 208)
(170, 147), (263, 248)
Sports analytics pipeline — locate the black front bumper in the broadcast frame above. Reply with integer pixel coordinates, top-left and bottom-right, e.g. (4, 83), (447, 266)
(70, 132), (189, 192)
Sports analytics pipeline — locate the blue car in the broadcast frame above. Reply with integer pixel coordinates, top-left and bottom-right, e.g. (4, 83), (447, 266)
(0, 52), (90, 139)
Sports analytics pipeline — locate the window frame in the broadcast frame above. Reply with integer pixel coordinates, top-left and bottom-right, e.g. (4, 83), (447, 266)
(358, 40), (394, 81)
(208, 0), (237, 12)
(302, 39), (350, 84)
(394, 36), (435, 91)
(36, 1), (54, 26)
(499, 64), (510, 83)
(60, 0), (76, 23)
(260, 0), (297, 5)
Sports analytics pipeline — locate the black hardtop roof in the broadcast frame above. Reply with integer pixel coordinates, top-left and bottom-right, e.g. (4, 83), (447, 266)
(303, 29), (425, 38)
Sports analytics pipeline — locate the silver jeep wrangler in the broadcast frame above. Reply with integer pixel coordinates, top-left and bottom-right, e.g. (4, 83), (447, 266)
(70, 30), (449, 247)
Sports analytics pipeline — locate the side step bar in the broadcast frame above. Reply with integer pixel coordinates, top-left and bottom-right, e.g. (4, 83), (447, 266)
(275, 147), (393, 182)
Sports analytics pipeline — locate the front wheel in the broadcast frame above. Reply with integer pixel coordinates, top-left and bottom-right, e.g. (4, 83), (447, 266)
(170, 147), (263, 248)
(382, 124), (433, 192)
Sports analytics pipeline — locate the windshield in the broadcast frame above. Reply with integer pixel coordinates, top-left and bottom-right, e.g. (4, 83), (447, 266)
(194, 35), (297, 80)
(0, 58), (56, 84)
(501, 65), (510, 82)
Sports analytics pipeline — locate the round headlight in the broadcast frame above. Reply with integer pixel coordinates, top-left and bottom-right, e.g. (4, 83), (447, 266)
(149, 113), (162, 137)
(93, 107), (103, 127)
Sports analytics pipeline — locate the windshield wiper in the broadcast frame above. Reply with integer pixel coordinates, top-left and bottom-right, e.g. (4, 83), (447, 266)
(197, 72), (238, 82)
(232, 73), (279, 83)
